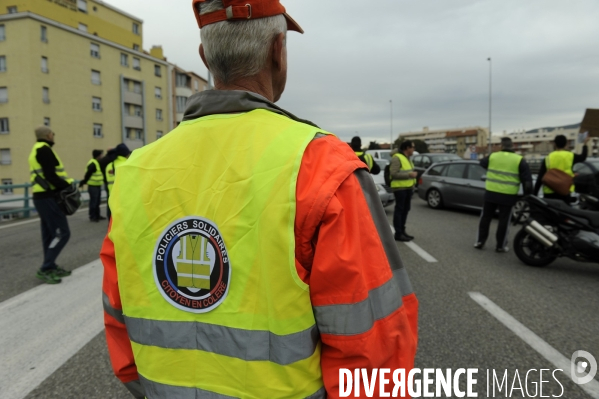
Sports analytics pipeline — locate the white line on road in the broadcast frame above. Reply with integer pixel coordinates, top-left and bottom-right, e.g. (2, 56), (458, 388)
(0, 259), (105, 399)
(0, 204), (107, 230)
(389, 224), (438, 263)
(469, 292), (599, 399)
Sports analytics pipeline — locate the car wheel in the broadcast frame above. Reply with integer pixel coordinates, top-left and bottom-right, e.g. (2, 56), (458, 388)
(427, 189), (443, 209)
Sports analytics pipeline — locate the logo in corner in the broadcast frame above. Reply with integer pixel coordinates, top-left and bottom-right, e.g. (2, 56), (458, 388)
(153, 216), (231, 313)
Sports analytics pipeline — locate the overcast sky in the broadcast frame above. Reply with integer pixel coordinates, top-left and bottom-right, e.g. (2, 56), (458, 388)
(116, 0), (599, 144)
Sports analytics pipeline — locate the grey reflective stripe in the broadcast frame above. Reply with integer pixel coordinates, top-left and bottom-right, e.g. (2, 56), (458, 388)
(305, 387), (326, 399)
(314, 269), (404, 335)
(102, 292), (125, 324)
(488, 168), (519, 177)
(30, 169), (44, 174)
(125, 317), (318, 366)
(124, 379), (146, 399)
(139, 374), (325, 399)
(355, 169), (413, 295)
(486, 178), (520, 186)
(140, 374), (237, 399)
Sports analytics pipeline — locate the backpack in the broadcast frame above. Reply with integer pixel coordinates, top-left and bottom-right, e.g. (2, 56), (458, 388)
(56, 183), (82, 215)
(384, 163), (392, 186)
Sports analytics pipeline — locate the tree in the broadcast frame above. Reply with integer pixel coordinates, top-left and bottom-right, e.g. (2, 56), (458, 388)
(368, 141), (381, 150)
(394, 137), (429, 153)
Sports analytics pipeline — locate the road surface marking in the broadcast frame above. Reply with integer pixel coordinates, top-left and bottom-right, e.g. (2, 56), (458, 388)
(469, 292), (599, 399)
(389, 224), (438, 263)
(0, 204), (107, 230)
(0, 259), (104, 399)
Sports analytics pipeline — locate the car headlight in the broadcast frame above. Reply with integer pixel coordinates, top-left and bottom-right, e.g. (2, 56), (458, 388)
(375, 184), (385, 192)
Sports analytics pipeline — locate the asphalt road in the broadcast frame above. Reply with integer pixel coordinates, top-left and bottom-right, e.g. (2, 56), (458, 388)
(0, 198), (597, 398)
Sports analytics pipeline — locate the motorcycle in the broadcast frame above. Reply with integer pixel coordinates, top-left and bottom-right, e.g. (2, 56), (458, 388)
(512, 195), (599, 267)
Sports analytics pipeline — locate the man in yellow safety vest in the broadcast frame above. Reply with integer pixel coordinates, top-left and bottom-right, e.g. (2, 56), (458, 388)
(350, 136), (380, 174)
(390, 140), (418, 241)
(79, 149), (106, 222)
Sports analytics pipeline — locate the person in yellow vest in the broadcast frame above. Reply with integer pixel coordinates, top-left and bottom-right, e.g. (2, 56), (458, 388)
(105, 144), (130, 220)
(79, 149), (106, 222)
(350, 136), (380, 174)
(534, 134), (590, 203)
(100, 1), (417, 398)
(475, 137), (532, 252)
(28, 126), (74, 284)
(390, 140), (418, 241)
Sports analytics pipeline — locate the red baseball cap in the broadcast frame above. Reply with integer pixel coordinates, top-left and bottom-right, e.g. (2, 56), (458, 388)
(192, 0), (303, 34)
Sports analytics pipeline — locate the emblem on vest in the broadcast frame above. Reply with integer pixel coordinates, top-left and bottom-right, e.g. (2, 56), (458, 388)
(153, 217), (231, 313)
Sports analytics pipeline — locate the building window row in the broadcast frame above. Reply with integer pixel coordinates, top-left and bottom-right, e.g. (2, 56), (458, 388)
(41, 56), (48, 73)
(44, 117), (50, 126)
(42, 87), (50, 103)
(176, 96), (187, 113)
(0, 87), (7, 103)
(0, 56), (5, 72)
(90, 43), (100, 58)
(121, 53), (128, 67)
(0, 118), (9, 133)
(154, 65), (161, 77)
(0, 148), (11, 165)
(133, 57), (141, 71)
(92, 97), (102, 111)
(155, 87), (162, 98)
(91, 70), (101, 85)
(156, 109), (163, 121)
(78, 23), (87, 32)
(156, 131), (163, 140)
(41, 26), (47, 42)
(2, 178), (13, 194)
(78, 0), (88, 13)
(7, 6), (17, 14)
(93, 123), (103, 138)
(127, 128), (142, 140)
(0, 25), (5, 41)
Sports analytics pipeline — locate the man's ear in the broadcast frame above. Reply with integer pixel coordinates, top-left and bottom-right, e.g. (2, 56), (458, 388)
(271, 32), (285, 71)
(199, 44), (209, 70)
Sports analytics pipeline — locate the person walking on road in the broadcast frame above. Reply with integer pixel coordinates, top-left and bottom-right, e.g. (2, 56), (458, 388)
(100, 1), (417, 397)
(475, 137), (532, 252)
(350, 136), (380, 174)
(28, 126), (73, 284)
(534, 134), (590, 203)
(79, 149), (106, 222)
(390, 140), (418, 241)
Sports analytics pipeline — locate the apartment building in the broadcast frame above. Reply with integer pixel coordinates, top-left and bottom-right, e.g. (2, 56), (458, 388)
(0, 0), (170, 190)
(399, 126), (489, 158)
(172, 65), (208, 128)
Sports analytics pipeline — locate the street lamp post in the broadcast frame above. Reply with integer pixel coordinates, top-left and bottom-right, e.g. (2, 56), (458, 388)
(487, 57), (492, 154)
(390, 100), (393, 151)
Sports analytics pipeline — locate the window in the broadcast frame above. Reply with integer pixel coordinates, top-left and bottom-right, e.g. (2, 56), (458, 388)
(77, 0), (87, 12)
(156, 131), (163, 139)
(132, 105), (142, 117)
(93, 124), (102, 138)
(422, 156), (432, 168)
(92, 96), (101, 111)
(90, 43), (100, 58)
(7, 6), (17, 14)
(43, 117), (50, 126)
(176, 73), (189, 87)
(466, 164), (485, 181)
(428, 165), (445, 176)
(42, 87), (49, 103)
(446, 163), (467, 179)
(0, 25), (5, 41)
(0, 118), (9, 133)
(41, 56), (48, 73)
(132, 58), (140, 70)
(120, 53), (128, 67)
(156, 109), (163, 121)
(132, 81), (141, 93)
(176, 96), (187, 113)
(154, 87), (162, 99)
(0, 149), (11, 165)
(0, 87), (6, 103)
(154, 64), (161, 77)
(78, 23), (87, 32)
(91, 70), (101, 85)
(127, 128), (142, 140)
(132, 23), (140, 35)
(194, 80), (199, 91)
(412, 156), (422, 167)
(0, 56), (5, 72)
(40, 26), (47, 42)
(1, 179), (13, 194)
(133, 44), (140, 51)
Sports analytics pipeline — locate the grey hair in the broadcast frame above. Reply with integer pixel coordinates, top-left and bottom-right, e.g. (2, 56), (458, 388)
(199, 0), (287, 84)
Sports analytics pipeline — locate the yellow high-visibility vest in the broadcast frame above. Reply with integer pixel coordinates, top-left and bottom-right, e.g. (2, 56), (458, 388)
(109, 109), (326, 398)
(355, 151), (374, 170)
(106, 156), (128, 195)
(86, 158), (104, 186)
(28, 142), (73, 193)
(486, 152), (522, 195)
(543, 151), (575, 194)
(390, 153), (416, 188)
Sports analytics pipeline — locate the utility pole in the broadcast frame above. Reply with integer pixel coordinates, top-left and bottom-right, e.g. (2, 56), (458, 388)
(390, 100), (393, 150)
(487, 57), (492, 154)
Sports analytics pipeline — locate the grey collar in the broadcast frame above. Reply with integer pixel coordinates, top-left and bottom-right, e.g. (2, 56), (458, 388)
(183, 90), (319, 128)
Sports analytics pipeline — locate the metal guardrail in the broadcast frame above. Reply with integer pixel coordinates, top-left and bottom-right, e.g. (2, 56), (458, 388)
(0, 182), (107, 221)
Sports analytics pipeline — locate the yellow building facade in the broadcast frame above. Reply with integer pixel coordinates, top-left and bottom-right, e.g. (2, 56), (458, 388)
(0, 0), (171, 191)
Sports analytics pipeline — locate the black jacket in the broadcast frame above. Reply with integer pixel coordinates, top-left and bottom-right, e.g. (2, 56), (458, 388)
(33, 140), (70, 199)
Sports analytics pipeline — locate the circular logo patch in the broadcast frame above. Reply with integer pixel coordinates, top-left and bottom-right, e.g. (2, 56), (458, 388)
(153, 217), (231, 313)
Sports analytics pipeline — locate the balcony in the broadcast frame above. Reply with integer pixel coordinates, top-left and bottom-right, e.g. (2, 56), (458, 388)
(124, 91), (142, 105)
(124, 115), (143, 129)
(175, 86), (192, 98)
